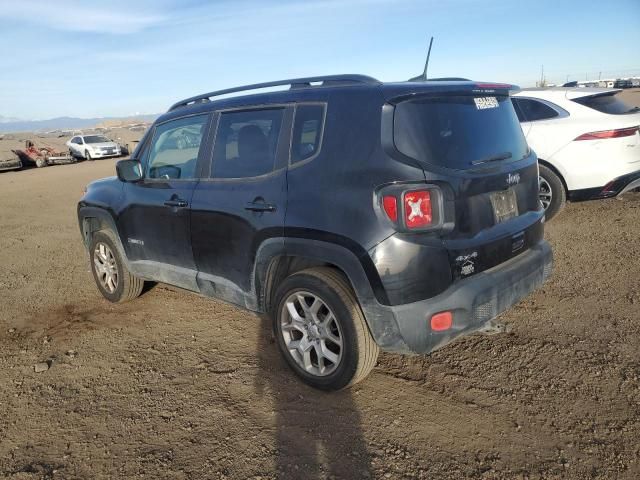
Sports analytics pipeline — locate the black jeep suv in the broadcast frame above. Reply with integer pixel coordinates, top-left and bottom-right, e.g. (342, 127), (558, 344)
(78, 75), (553, 390)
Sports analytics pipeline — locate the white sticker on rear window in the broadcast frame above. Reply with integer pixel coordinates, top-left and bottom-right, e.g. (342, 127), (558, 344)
(474, 97), (499, 110)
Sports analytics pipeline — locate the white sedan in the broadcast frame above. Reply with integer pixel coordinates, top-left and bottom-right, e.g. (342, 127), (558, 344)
(512, 88), (640, 219)
(66, 135), (121, 161)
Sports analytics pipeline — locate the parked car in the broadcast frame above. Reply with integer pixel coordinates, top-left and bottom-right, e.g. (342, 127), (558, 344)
(67, 135), (121, 160)
(512, 88), (640, 219)
(78, 75), (553, 390)
(0, 151), (22, 172)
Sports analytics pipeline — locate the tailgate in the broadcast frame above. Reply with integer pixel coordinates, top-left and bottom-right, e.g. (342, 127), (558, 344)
(391, 91), (544, 278)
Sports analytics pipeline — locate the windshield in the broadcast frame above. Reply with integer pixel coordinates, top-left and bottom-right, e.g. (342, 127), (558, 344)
(393, 95), (528, 170)
(84, 135), (111, 144)
(572, 93), (638, 115)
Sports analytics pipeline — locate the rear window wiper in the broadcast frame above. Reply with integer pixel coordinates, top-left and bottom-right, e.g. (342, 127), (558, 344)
(471, 151), (512, 166)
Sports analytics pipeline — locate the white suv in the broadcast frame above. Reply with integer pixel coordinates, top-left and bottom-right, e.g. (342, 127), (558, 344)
(512, 88), (640, 219)
(67, 135), (121, 161)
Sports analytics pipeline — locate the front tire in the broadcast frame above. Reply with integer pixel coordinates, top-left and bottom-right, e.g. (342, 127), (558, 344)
(539, 164), (566, 221)
(85, 150), (93, 161)
(272, 267), (379, 390)
(89, 231), (144, 303)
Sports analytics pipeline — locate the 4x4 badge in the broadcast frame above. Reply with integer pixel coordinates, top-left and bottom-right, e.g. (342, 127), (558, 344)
(507, 173), (521, 186)
(455, 251), (478, 276)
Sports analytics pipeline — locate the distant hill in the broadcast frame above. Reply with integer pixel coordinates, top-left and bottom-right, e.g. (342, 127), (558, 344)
(0, 115), (21, 124)
(0, 114), (158, 133)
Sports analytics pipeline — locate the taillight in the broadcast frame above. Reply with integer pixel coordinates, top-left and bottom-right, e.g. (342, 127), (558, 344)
(403, 190), (432, 228)
(574, 126), (639, 141)
(382, 196), (398, 222)
(379, 185), (441, 231)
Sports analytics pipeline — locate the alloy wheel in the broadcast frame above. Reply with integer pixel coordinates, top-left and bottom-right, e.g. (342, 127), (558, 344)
(539, 175), (553, 210)
(93, 242), (118, 293)
(280, 291), (343, 376)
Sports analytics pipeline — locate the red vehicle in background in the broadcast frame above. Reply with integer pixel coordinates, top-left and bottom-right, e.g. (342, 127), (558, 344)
(13, 140), (75, 168)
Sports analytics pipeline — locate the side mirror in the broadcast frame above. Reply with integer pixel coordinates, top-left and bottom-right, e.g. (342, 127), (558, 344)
(149, 164), (181, 180)
(116, 159), (143, 182)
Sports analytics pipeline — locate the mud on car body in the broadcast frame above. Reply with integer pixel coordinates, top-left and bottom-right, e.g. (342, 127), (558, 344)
(78, 75), (553, 390)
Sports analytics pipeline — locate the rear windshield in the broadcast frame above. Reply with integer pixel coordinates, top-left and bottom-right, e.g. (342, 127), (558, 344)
(394, 95), (528, 170)
(572, 93), (639, 115)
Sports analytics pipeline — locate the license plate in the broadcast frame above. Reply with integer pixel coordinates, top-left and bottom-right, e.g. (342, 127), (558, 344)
(105, 150), (114, 154)
(490, 188), (518, 223)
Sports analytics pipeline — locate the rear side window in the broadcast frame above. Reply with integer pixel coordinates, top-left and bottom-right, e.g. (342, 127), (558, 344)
(512, 98), (559, 122)
(394, 95), (528, 170)
(211, 108), (284, 178)
(572, 93), (638, 115)
(291, 104), (325, 164)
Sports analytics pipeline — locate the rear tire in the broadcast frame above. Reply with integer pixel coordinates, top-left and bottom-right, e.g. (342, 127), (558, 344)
(272, 267), (379, 390)
(539, 164), (566, 221)
(89, 231), (144, 303)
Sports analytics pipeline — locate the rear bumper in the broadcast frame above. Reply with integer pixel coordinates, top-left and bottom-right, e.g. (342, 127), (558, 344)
(568, 169), (640, 201)
(386, 241), (553, 354)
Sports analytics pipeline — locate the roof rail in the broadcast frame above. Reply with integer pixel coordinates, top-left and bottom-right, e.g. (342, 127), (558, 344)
(168, 74), (380, 112)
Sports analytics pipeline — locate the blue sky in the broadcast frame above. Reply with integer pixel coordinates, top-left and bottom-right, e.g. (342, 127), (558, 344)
(0, 0), (638, 120)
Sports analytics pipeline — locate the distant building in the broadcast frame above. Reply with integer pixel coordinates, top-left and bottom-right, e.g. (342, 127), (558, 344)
(574, 77), (639, 89)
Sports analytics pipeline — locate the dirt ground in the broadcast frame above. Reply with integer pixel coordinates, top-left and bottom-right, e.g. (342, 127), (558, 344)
(617, 87), (640, 106)
(1, 140), (639, 478)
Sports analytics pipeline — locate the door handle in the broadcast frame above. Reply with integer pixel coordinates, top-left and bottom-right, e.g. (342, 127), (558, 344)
(245, 202), (276, 212)
(164, 199), (188, 208)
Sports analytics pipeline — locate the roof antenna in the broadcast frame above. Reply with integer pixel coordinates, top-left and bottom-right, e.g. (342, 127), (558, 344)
(409, 36), (434, 82)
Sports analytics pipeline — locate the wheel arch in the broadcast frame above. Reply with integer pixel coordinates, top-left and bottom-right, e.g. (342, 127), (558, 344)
(538, 158), (569, 196)
(78, 206), (129, 262)
(253, 237), (409, 352)
(254, 237), (383, 312)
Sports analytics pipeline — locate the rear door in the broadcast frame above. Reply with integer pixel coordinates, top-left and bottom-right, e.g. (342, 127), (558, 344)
(117, 113), (211, 290)
(190, 106), (292, 305)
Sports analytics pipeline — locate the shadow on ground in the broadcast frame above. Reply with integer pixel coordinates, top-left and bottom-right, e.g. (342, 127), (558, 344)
(255, 315), (373, 479)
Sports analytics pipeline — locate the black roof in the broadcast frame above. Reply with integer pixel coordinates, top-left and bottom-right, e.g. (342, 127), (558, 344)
(157, 74), (518, 124)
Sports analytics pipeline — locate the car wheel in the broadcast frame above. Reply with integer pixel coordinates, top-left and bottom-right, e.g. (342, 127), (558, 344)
(273, 267), (379, 390)
(35, 157), (47, 168)
(85, 150), (93, 161)
(538, 164), (566, 221)
(89, 231), (144, 303)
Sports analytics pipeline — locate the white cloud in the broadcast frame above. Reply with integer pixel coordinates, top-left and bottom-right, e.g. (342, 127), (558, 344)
(0, 0), (166, 34)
